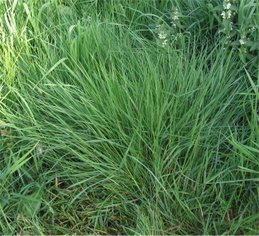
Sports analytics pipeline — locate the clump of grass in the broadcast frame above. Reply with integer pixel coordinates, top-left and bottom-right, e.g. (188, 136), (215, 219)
(0, 0), (258, 235)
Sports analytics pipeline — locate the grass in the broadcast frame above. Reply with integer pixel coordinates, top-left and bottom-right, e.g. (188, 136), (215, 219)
(0, 0), (258, 234)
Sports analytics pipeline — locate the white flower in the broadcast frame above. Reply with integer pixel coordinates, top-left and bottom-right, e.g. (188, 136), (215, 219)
(172, 15), (179, 21)
(227, 10), (232, 19)
(221, 11), (226, 19)
(162, 39), (168, 47)
(222, 0), (232, 19)
(171, 22), (177, 28)
(239, 39), (245, 45)
(226, 3), (231, 9)
(222, 10), (232, 19)
(171, 8), (180, 21)
(228, 21), (233, 31)
(224, 2), (231, 10)
(239, 36), (246, 45)
(158, 31), (167, 40)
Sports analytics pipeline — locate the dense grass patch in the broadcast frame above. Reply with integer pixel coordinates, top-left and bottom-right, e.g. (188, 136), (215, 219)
(0, 0), (258, 234)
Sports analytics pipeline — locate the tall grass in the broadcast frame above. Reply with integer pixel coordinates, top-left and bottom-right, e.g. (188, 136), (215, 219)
(0, 0), (258, 234)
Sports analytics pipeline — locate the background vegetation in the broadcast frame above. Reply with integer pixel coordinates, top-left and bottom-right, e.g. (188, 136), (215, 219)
(0, 0), (258, 234)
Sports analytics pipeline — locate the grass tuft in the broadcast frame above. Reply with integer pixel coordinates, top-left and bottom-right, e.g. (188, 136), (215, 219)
(0, 0), (258, 234)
